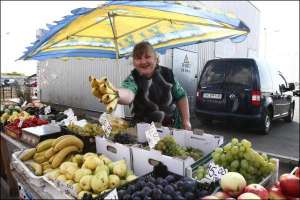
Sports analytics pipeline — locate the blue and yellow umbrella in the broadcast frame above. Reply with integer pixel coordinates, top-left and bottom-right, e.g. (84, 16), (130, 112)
(19, 1), (250, 61)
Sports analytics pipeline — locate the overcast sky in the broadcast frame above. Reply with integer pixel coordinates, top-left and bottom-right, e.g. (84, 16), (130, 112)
(1, 1), (299, 82)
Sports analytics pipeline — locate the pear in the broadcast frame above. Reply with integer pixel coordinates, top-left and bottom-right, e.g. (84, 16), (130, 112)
(72, 183), (82, 194)
(83, 153), (98, 160)
(79, 175), (92, 191)
(72, 154), (84, 167)
(82, 157), (103, 170)
(77, 191), (91, 199)
(74, 168), (92, 183)
(90, 171), (109, 193)
(56, 174), (67, 182)
(46, 169), (60, 180)
(126, 175), (138, 182)
(65, 179), (74, 185)
(126, 170), (134, 177)
(112, 160), (127, 178)
(59, 161), (77, 174)
(94, 165), (109, 175)
(65, 165), (78, 180)
(99, 155), (112, 165)
(108, 174), (120, 189)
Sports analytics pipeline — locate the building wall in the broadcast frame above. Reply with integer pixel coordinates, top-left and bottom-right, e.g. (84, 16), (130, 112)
(37, 1), (260, 116)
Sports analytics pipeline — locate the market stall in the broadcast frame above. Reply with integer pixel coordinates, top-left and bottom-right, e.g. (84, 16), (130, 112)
(2, 100), (299, 200)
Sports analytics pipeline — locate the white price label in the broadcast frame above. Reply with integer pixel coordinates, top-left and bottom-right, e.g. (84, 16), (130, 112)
(21, 101), (27, 107)
(99, 113), (112, 137)
(44, 106), (51, 115)
(104, 188), (118, 200)
(145, 122), (160, 149)
(18, 119), (24, 128)
(205, 161), (228, 182)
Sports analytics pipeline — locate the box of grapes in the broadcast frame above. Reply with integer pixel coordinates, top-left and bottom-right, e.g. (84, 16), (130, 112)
(131, 131), (223, 176)
(187, 138), (279, 188)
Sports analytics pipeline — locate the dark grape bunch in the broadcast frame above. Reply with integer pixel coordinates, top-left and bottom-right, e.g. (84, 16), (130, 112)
(113, 133), (137, 144)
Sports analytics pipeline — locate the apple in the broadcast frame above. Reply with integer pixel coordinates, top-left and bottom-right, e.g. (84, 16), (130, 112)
(214, 191), (231, 199)
(244, 184), (269, 199)
(225, 198), (236, 200)
(280, 173), (300, 197)
(237, 192), (261, 200)
(295, 167), (300, 178)
(269, 186), (287, 200)
(220, 172), (247, 197)
(201, 195), (219, 200)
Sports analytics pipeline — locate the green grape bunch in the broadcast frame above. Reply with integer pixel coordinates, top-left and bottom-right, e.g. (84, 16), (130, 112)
(211, 138), (276, 184)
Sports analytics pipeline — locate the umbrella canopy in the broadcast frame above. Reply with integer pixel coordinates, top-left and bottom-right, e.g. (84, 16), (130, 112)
(19, 1), (250, 61)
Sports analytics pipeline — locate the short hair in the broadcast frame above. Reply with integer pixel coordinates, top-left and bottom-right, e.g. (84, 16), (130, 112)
(132, 41), (156, 59)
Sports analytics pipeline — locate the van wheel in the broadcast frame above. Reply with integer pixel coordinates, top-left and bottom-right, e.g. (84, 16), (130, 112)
(259, 110), (271, 134)
(284, 104), (294, 122)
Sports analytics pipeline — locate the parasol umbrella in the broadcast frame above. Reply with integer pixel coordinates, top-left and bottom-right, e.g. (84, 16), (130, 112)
(19, 1), (250, 61)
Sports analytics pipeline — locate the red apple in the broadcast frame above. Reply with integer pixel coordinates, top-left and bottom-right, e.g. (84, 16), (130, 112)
(225, 198), (236, 200)
(269, 186), (287, 200)
(295, 167), (300, 178)
(201, 195), (219, 200)
(244, 184), (269, 199)
(275, 181), (280, 188)
(220, 172), (247, 197)
(214, 191), (231, 199)
(237, 192), (261, 200)
(280, 173), (300, 197)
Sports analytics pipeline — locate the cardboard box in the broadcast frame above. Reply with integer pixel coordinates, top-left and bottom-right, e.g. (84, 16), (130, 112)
(136, 122), (171, 143)
(131, 131), (223, 176)
(95, 136), (132, 170)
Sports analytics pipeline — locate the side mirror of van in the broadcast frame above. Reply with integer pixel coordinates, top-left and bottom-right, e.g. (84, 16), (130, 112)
(288, 82), (295, 91)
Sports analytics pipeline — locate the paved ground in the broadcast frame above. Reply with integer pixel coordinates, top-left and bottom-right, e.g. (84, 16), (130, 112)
(191, 97), (299, 159)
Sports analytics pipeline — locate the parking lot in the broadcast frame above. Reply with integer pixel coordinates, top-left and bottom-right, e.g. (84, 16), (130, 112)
(191, 97), (299, 159)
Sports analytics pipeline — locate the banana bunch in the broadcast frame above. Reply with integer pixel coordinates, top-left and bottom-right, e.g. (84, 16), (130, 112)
(19, 136), (84, 176)
(89, 76), (119, 113)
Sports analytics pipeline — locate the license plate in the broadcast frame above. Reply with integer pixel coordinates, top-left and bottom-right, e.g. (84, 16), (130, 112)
(203, 93), (222, 99)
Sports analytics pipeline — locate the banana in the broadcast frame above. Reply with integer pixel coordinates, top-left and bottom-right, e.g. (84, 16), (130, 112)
(51, 146), (80, 169)
(89, 76), (98, 88)
(36, 139), (56, 152)
(43, 168), (54, 174)
(106, 80), (118, 93)
(99, 83), (115, 94)
(26, 161), (43, 176)
(43, 164), (51, 171)
(19, 148), (36, 161)
(49, 155), (54, 163)
(106, 98), (118, 113)
(53, 135), (84, 152)
(45, 147), (55, 159)
(101, 94), (118, 104)
(41, 161), (50, 168)
(97, 77), (108, 85)
(33, 149), (47, 159)
(92, 88), (102, 98)
(52, 135), (74, 148)
(33, 155), (47, 164)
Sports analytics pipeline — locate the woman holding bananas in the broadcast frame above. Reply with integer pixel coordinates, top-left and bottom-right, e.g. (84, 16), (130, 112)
(91, 41), (191, 130)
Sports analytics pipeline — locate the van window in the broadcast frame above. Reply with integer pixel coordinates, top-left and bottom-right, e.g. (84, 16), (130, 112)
(200, 62), (225, 85)
(256, 60), (273, 91)
(226, 63), (252, 86)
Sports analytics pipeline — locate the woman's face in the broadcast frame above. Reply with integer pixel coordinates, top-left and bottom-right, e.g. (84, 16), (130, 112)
(133, 51), (157, 78)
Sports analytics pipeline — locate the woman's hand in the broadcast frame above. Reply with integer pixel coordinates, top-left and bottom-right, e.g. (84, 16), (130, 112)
(182, 120), (192, 130)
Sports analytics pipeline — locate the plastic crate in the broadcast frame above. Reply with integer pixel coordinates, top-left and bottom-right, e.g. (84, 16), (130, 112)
(60, 126), (96, 153)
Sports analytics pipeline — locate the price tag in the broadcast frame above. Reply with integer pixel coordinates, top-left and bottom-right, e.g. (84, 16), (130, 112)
(104, 188), (118, 200)
(205, 161), (228, 182)
(18, 119), (24, 128)
(21, 101), (27, 108)
(44, 106), (51, 115)
(99, 113), (112, 137)
(145, 122), (160, 149)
